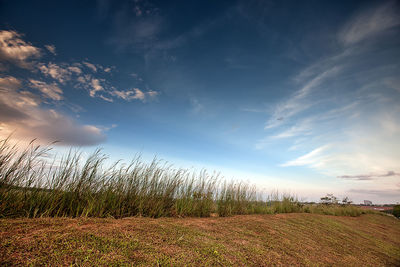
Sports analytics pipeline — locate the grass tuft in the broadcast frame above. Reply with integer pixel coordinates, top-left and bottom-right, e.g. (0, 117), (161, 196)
(0, 138), (371, 218)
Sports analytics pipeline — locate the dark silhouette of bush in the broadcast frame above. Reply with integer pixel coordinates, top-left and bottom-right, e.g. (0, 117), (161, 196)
(393, 205), (400, 218)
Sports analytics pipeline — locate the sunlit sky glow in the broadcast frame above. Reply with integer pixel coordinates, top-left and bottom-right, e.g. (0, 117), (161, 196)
(1, 0), (399, 203)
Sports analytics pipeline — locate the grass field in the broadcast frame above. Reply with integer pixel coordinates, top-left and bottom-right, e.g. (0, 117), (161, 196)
(1, 213), (399, 266)
(1, 139), (399, 266)
(0, 138), (371, 219)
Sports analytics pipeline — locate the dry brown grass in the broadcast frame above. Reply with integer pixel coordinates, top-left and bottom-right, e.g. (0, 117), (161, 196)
(1, 213), (399, 266)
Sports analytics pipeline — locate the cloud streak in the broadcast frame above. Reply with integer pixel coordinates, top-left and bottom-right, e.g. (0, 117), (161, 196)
(29, 79), (63, 101)
(257, 2), (400, 204)
(348, 188), (400, 197)
(112, 88), (158, 102)
(264, 65), (342, 130)
(338, 171), (400, 181)
(339, 1), (400, 46)
(280, 145), (330, 167)
(83, 61), (97, 72)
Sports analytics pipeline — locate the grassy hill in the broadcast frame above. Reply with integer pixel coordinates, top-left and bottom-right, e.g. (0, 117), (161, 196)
(1, 213), (399, 266)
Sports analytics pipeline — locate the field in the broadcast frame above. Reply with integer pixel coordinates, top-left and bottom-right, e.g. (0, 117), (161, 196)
(1, 139), (400, 266)
(1, 213), (399, 266)
(0, 139), (376, 219)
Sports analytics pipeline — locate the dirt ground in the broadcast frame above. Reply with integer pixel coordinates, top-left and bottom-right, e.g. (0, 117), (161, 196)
(1, 213), (399, 266)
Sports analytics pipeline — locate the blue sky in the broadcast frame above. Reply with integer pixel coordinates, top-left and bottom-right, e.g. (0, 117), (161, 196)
(0, 0), (399, 203)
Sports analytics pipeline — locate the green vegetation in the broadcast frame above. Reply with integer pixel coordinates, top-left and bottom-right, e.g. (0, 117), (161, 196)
(0, 138), (372, 218)
(393, 205), (400, 218)
(1, 214), (399, 266)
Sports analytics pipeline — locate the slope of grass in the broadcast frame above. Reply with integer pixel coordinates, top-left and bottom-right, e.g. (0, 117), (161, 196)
(0, 213), (399, 266)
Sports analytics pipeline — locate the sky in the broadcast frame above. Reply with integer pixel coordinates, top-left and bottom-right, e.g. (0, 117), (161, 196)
(0, 0), (399, 204)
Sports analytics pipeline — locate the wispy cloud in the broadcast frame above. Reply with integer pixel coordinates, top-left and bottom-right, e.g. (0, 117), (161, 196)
(0, 28), (159, 145)
(112, 88), (158, 102)
(264, 2), (400, 133)
(68, 66), (82, 75)
(34, 50), (156, 103)
(280, 145), (330, 167)
(29, 79), (63, 101)
(0, 75), (21, 92)
(0, 76), (28, 122)
(107, 0), (229, 69)
(83, 61), (97, 72)
(89, 78), (104, 97)
(110, 9), (163, 50)
(348, 188), (400, 198)
(270, 119), (312, 139)
(38, 62), (72, 84)
(190, 97), (204, 114)
(45, 44), (57, 55)
(130, 73), (143, 82)
(384, 77), (400, 93)
(0, 30), (41, 68)
(0, 76), (105, 146)
(338, 171), (400, 181)
(259, 1), (400, 187)
(264, 65), (342, 130)
(339, 1), (400, 46)
(280, 107), (400, 176)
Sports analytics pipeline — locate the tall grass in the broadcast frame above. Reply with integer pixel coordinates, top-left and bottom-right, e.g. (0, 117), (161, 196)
(0, 138), (369, 218)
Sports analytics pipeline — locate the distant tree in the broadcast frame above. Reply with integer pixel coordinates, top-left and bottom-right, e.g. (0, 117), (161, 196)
(342, 196), (352, 205)
(320, 194), (339, 205)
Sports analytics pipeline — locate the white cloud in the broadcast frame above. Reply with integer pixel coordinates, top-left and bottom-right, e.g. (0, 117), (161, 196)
(76, 76), (87, 84)
(45, 44), (57, 55)
(280, 106), (400, 179)
(347, 188), (400, 198)
(36, 61), (149, 103)
(0, 29), (158, 145)
(0, 76), (21, 92)
(0, 30), (41, 68)
(132, 88), (145, 100)
(265, 2), (400, 131)
(0, 76), (105, 146)
(68, 66), (82, 74)
(295, 66), (341, 99)
(338, 171), (400, 180)
(147, 90), (158, 97)
(281, 145), (330, 167)
(99, 95), (113, 102)
(89, 78), (104, 97)
(0, 28), (158, 137)
(339, 1), (400, 45)
(270, 120), (312, 139)
(83, 61), (97, 72)
(264, 65), (341, 130)
(38, 62), (72, 84)
(111, 88), (158, 102)
(261, 2), (400, 191)
(29, 79), (63, 101)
